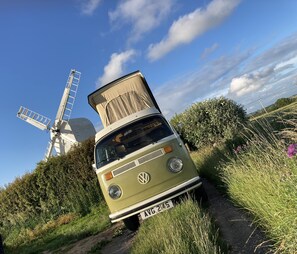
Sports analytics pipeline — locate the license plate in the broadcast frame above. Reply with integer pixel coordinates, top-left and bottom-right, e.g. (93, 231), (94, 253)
(140, 200), (174, 220)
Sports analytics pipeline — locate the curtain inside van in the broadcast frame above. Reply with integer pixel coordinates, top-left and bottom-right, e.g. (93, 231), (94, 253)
(91, 74), (156, 127)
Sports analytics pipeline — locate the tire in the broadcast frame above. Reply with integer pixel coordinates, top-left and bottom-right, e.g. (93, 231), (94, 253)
(193, 185), (208, 205)
(123, 214), (140, 231)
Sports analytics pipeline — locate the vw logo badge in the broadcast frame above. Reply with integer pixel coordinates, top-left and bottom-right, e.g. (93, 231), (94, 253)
(137, 172), (150, 184)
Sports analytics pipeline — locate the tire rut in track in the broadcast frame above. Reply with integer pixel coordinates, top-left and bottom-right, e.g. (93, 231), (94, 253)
(203, 179), (274, 253)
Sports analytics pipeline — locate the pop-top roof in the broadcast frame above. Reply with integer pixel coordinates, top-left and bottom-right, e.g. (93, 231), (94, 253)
(88, 71), (160, 127)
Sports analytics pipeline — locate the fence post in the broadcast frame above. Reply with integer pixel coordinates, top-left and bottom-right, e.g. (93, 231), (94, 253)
(0, 234), (4, 254)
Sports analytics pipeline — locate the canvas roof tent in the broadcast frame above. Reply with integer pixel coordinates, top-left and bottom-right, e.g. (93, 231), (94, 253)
(88, 71), (161, 127)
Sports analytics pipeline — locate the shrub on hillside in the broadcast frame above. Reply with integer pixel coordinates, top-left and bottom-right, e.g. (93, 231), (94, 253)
(170, 97), (247, 149)
(273, 97), (295, 110)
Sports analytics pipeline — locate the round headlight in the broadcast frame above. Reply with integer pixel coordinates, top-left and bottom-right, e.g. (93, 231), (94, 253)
(168, 158), (183, 173)
(108, 185), (122, 199)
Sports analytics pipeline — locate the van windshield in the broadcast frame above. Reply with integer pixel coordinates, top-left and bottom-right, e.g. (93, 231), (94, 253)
(95, 115), (173, 168)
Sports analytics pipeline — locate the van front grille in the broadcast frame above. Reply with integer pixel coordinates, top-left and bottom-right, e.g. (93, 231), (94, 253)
(112, 148), (164, 177)
(138, 149), (163, 164)
(113, 161), (136, 177)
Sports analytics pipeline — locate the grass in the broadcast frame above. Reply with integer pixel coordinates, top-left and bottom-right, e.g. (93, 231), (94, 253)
(250, 101), (297, 121)
(190, 114), (297, 253)
(191, 145), (229, 187)
(4, 203), (111, 254)
(220, 125), (297, 253)
(249, 102), (297, 133)
(4, 103), (297, 253)
(131, 198), (225, 254)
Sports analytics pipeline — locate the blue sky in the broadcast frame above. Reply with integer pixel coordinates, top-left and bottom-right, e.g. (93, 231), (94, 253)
(1, 0), (297, 187)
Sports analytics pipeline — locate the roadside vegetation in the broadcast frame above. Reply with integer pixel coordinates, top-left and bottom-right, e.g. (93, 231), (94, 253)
(221, 122), (297, 253)
(250, 96), (297, 120)
(5, 204), (110, 253)
(171, 96), (297, 253)
(170, 97), (247, 150)
(0, 138), (105, 252)
(2, 96), (297, 253)
(131, 198), (224, 254)
(191, 120), (297, 253)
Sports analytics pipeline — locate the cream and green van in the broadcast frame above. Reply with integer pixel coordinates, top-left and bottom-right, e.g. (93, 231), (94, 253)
(88, 71), (207, 231)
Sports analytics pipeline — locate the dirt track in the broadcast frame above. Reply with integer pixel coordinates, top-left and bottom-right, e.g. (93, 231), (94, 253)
(59, 179), (273, 254)
(203, 179), (273, 253)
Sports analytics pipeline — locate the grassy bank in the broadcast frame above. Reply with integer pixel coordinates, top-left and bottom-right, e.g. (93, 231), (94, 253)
(191, 146), (229, 187)
(4, 204), (110, 254)
(191, 119), (297, 253)
(221, 130), (297, 253)
(131, 198), (224, 254)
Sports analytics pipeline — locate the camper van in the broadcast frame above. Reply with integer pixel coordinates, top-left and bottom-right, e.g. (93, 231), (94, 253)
(88, 71), (206, 231)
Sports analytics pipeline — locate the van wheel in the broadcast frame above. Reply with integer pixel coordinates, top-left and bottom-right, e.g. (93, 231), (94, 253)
(123, 215), (140, 231)
(193, 185), (208, 205)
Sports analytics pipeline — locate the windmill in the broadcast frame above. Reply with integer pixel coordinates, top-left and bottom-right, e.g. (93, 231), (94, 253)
(17, 69), (96, 160)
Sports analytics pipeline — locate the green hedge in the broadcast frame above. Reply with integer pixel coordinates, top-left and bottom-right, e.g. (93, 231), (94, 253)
(0, 138), (102, 235)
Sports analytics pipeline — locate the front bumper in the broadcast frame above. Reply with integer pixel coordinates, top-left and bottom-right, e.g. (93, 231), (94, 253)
(109, 176), (202, 222)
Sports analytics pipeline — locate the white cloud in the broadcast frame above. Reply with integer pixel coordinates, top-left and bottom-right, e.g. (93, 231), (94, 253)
(201, 43), (219, 59)
(154, 33), (297, 118)
(147, 0), (240, 61)
(229, 75), (263, 97)
(245, 33), (297, 73)
(109, 0), (173, 43)
(97, 49), (136, 87)
(154, 51), (250, 118)
(274, 55), (297, 71)
(81, 0), (102, 15)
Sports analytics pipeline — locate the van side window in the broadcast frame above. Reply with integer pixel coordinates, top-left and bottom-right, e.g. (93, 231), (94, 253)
(95, 116), (173, 168)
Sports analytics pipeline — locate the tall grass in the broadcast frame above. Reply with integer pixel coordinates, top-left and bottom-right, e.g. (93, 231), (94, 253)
(191, 145), (229, 187)
(4, 204), (111, 254)
(131, 198), (224, 254)
(221, 122), (297, 253)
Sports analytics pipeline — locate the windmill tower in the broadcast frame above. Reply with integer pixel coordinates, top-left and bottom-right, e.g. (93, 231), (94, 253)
(17, 69), (96, 160)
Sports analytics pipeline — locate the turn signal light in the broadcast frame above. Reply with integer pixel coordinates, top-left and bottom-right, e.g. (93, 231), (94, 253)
(104, 171), (113, 181)
(164, 145), (173, 154)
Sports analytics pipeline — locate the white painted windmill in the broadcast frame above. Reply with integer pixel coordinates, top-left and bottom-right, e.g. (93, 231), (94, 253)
(17, 69), (96, 160)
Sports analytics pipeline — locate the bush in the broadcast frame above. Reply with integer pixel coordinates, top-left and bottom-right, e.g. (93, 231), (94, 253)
(0, 138), (102, 239)
(171, 97), (247, 149)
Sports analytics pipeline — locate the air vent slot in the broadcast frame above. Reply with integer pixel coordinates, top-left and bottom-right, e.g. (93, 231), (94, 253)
(113, 161), (136, 177)
(138, 149), (163, 164)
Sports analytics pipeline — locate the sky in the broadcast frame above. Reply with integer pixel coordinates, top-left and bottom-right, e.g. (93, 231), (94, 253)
(1, 0), (297, 187)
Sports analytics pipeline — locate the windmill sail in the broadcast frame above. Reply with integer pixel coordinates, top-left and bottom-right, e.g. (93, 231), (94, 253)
(55, 69), (81, 123)
(45, 69), (82, 159)
(17, 106), (51, 131)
